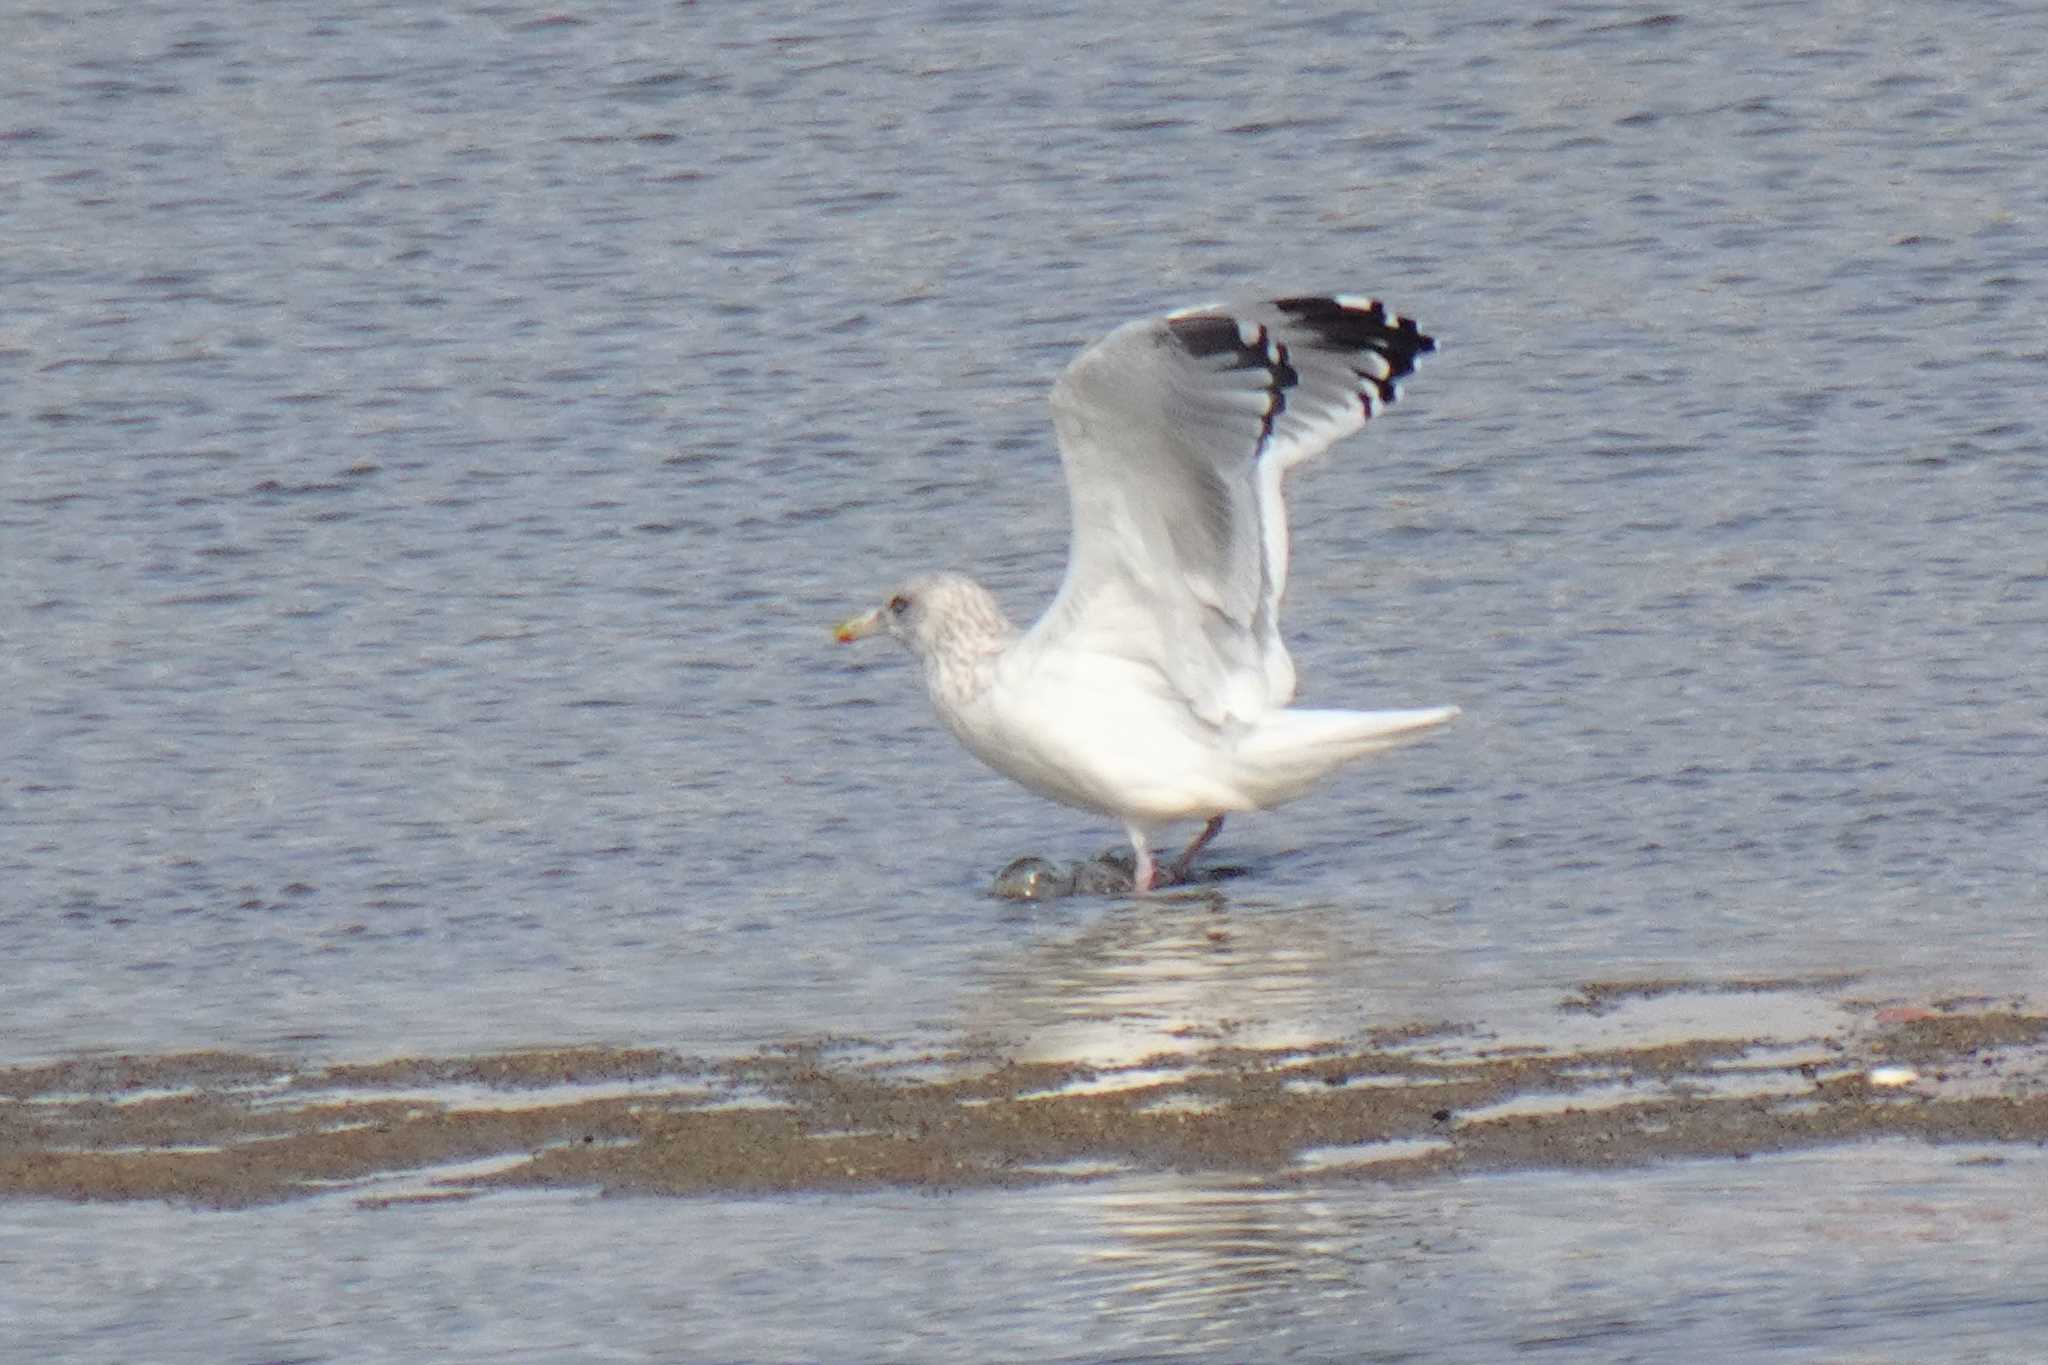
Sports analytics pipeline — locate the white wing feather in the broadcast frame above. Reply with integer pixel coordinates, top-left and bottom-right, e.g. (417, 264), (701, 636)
(1022, 295), (1434, 727)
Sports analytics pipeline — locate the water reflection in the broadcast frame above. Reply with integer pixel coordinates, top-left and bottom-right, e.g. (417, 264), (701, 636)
(1040, 1173), (1463, 1355)
(984, 1144), (2048, 1360)
(969, 892), (1440, 1070)
(941, 901), (1456, 1344)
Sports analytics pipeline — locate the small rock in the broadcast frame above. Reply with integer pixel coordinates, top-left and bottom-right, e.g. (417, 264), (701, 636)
(989, 848), (1246, 900)
(1070, 850), (1138, 895)
(990, 857), (1071, 901)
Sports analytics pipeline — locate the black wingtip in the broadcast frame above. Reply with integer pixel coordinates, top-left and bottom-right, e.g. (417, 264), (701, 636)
(1272, 295), (1435, 372)
(1166, 294), (1434, 425)
(1165, 313), (1300, 389)
(1273, 296), (1433, 416)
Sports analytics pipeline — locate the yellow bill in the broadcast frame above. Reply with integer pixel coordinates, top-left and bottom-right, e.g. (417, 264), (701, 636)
(834, 607), (886, 643)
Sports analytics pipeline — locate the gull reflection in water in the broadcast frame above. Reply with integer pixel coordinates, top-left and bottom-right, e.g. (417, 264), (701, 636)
(968, 889), (1458, 1071)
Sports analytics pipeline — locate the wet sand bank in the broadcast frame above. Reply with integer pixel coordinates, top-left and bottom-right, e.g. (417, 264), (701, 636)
(4, 984), (2044, 1209)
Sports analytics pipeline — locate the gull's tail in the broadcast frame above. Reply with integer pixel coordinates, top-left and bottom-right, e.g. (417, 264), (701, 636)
(1232, 706), (1460, 809)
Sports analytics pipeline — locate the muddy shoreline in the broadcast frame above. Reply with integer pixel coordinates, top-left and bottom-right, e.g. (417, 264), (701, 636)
(4, 986), (2044, 1209)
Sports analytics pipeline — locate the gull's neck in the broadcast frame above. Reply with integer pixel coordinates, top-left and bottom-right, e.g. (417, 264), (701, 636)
(914, 589), (1017, 715)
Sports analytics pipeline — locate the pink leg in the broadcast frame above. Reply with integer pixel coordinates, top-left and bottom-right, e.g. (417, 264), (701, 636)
(1167, 815), (1225, 883)
(1124, 825), (1157, 892)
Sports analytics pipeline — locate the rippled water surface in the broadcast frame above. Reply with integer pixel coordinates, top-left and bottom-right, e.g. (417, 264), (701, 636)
(4, 0), (2046, 1357)
(7, 1144), (2048, 1363)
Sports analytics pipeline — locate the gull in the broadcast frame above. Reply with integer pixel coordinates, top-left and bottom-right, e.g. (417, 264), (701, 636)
(836, 294), (1458, 890)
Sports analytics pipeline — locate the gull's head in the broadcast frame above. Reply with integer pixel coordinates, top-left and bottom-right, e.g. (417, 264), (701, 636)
(834, 572), (1014, 663)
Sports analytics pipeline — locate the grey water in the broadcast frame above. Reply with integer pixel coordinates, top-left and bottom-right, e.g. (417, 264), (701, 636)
(6, 1144), (2048, 1363)
(4, 0), (2047, 1358)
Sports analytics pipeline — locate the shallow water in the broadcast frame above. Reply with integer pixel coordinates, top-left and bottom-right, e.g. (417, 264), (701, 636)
(6, 1144), (2048, 1363)
(4, 0), (2047, 1357)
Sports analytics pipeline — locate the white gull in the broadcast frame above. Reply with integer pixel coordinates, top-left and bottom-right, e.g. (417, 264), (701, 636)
(836, 294), (1458, 890)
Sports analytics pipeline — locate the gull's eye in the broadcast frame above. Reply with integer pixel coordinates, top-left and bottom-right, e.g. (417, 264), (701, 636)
(888, 594), (912, 615)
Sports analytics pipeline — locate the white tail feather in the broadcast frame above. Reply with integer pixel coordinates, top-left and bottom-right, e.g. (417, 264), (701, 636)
(1231, 706), (1460, 808)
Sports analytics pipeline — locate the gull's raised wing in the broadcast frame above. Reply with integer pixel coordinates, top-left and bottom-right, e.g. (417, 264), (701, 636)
(1024, 295), (1433, 726)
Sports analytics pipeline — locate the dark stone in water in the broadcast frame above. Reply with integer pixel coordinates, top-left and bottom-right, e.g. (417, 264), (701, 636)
(990, 857), (1070, 901)
(1068, 851), (1137, 896)
(990, 848), (1248, 900)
